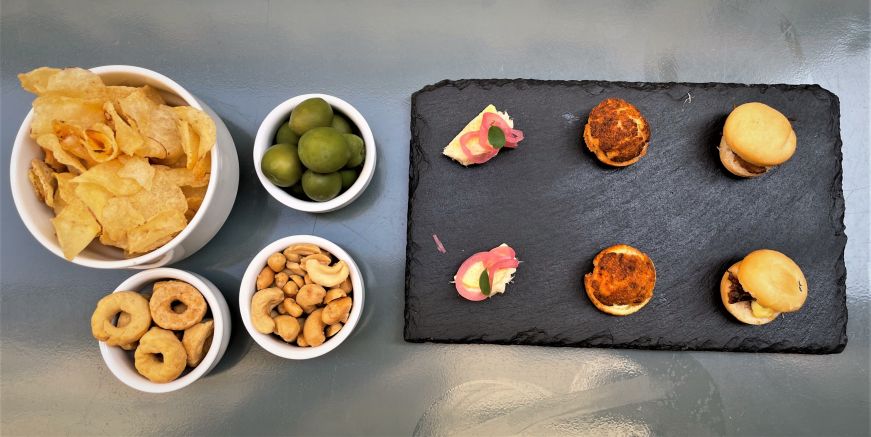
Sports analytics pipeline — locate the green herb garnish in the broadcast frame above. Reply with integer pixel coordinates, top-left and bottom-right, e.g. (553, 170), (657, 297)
(479, 270), (491, 296)
(488, 125), (506, 149)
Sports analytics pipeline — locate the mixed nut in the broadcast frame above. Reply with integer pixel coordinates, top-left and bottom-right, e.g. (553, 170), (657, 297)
(251, 243), (353, 347)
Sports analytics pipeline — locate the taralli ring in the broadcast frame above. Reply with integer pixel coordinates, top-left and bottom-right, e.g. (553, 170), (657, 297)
(182, 319), (215, 367)
(90, 291), (152, 346)
(134, 327), (188, 383)
(149, 280), (207, 330)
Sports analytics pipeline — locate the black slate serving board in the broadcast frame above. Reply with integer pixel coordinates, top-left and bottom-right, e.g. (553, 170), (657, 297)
(405, 79), (847, 354)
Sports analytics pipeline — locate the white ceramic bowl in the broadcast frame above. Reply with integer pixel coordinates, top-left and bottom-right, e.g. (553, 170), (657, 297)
(9, 65), (239, 269)
(253, 94), (376, 213)
(240, 235), (365, 359)
(98, 268), (231, 393)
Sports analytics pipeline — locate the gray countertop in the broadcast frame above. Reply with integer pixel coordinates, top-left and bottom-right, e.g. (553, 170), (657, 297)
(1, 1), (868, 435)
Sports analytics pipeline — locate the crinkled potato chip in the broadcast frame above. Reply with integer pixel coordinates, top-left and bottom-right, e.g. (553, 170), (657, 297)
(31, 96), (104, 138)
(28, 159), (57, 207)
(117, 156), (155, 190)
(72, 160), (142, 197)
(118, 89), (183, 161)
(18, 67), (62, 94)
(74, 182), (113, 221)
(126, 210), (187, 255)
(172, 106), (216, 169)
(127, 169), (188, 220)
(181, 185), (207, 221)
(104, 101), (144, 156)
(51, 201), (101, 260)
(101, 197), (146, 245)
(20, 66), (216, 258)
(84, 123), (120, 163)
(36, 134), (86, 174)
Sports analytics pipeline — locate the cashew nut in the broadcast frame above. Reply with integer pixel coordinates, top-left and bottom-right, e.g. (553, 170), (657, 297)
(276, 303), (287, 315)
(296, 332), (309, 347)
(284, 243), (321, 257)
(282, 281), (299, 297)
(296, 284), (326, 308)
(274, 272), (289, 289)
(326, 323), (343, 338)
(290, 274), (305, 288)
(283, 252), (301, 263)
(301, 253), (331, 266)
(304, 274), (313, 285)
(303, 308), (327, 347)
(250, 287), (284, 334)
(339, 277), (353, 293)
(322, 297), (352, 325)
(306, 260), (350, 288)
(324, 288), (347, 304)
(281, 298), (304, 317)
(286, 262), (306, 276)
(256, 267), (275, 290)
(273, 315), (301, 342)
(267, 252), (287, 273)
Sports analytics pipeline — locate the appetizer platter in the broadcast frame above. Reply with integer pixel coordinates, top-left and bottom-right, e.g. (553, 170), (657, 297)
(405, 79), (847, 354)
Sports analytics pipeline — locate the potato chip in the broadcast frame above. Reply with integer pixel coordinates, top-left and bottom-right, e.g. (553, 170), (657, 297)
(36, 134), (86, 174)
(84, 123), (120, 163)
(45, 68), (105, 97)
(28, 159), (57, 207)
(104, 101), (144, 156)
(118, 89), (182, 161)
(191, 152), (211, 183)
(43, 149), (66, 172)
(181, 185), (207, 221)
(72, 160), (142, 196)
(126, 210), (186, 255)
(172, 106), (216, 169)
(51, 201), (101, 260)
(18, 67), (62, 94)
(117, 156), (155, 190)
(101, 197), (146, 244)
(31, 96), (104, 138)
(74, 182), (113, 221)
(126, 168), (187, 220)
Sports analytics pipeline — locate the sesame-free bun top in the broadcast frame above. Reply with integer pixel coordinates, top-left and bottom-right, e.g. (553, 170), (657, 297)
(720, 262), (780, 325)
(736, 249), (807, 312)
(584, 244), (656, 316)
(723, 102), (796, 166)
(583, 98), (650, 167)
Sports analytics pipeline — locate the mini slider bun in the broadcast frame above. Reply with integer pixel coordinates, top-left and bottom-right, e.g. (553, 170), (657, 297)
(584, 244), (656, 316)
(720, 102), (796, 177)
(720, 249), (808, 325)
(583, 98), (650, 167)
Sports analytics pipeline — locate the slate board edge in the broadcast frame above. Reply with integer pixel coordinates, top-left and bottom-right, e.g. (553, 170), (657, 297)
(404, 79), (848, 354)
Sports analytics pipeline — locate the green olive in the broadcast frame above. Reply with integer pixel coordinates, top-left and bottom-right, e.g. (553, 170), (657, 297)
(289, 182), (308, 200)
(275, 121), (299, 145)
(298, 127), (350, 173)
(343, 134), (365, 168)
(339, 169), (358, 190)
(301, 170), (342, 202)
(330, 114), (354, 134)
(261, 143), (303, 187)
(289, 98), (333, 135)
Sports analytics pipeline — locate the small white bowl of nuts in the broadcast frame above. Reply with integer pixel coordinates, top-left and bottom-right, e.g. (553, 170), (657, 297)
(239, 235), (364, 359)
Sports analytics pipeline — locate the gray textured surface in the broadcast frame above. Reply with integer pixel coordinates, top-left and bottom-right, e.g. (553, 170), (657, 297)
(405, 80), (847, 353)
(1, 1), (868, 436)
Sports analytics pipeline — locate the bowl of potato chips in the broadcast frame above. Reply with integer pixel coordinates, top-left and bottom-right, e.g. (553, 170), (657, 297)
(10, 65), (239, 269)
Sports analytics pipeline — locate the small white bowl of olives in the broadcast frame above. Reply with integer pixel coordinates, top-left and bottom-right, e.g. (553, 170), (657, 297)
(254, 94), (376, 213)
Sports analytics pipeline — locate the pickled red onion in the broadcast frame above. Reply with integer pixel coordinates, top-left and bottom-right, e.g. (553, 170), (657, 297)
(454, 245), (520, 301)
(458, 112), (523, 164)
